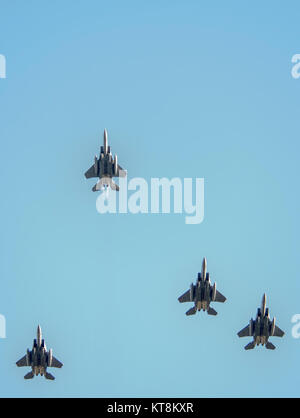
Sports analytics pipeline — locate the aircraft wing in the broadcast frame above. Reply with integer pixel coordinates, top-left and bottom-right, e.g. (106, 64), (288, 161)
(238, 324), (252, 338)
(114, 164), (127, 178)
(273, 325), (285, 338)
(178, 290), (192, 303)
(16, 355), (28, 367)
(85, 165), (98, 179)
(51, 356), (63, 368)
(214, 290), (226, 303)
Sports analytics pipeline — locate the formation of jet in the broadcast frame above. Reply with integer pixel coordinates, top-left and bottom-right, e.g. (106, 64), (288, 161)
(16, 326), (63, 380)
(84, 129), (126, 192)
(237, 294), (285, 350)
(13, 129), (286, 384)
(178, 258), (226, 316)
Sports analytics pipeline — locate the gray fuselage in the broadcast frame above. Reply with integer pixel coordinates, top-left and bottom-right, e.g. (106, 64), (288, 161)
(193, 274), (213, 311)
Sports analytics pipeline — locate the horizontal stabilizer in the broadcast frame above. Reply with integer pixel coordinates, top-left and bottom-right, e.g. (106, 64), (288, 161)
(24, 372), (34, 380)
(207, 307), (217, 316)
(110, 181), (120, 192)
(244, 341), (256, 350)
(186, 307), (197, 316)
(45, 372), (55, 380)
(92, 179), (120, 192)
(92, 181), (102, 192)
(266, 342), (276, 350)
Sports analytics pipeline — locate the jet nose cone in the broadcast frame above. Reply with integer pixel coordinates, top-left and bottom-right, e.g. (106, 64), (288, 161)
(261, 294), (267, 315)
(202, 257), (207, 269)
(37, 325), (42, 341)
(104, 128), (108, 139)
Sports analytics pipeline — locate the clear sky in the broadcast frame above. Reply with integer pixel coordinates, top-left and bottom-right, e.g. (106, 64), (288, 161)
(0, 0), (300, 397)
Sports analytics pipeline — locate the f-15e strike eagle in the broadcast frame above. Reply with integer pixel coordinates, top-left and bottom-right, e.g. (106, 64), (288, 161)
(16, 325), (63, 380)
(85, 129), (126, 192)
(178, 258), (226, 316)
(237, 294), (284, 350)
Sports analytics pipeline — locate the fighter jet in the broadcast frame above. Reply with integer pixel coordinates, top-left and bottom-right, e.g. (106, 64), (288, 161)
(16, 325), (63, 380)
(84, 129), (126, 191)
(237, 294), (284, 350)
(178, 258), (226, 316)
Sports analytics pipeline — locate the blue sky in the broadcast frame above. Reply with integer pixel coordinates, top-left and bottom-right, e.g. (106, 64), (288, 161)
(0, 0), (300, 397)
